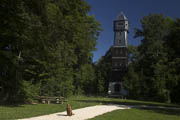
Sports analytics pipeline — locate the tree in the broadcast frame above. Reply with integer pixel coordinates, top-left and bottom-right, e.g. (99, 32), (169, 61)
(0, 0), (30, 103)
(95, 51), (112, 95)
(165, 19), (180, 103)
(128, 14), (175, 102)
(0, 0), (102, 103)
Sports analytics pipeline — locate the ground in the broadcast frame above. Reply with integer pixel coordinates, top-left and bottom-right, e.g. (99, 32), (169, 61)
(0, 96), (180, 120)
(91, 108), (180, 120)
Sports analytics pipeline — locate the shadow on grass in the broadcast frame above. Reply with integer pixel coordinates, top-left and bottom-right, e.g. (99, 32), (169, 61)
(0, 104), (23, 107)
(0, 102), (37, 107)
(139, 107), (180, 116)
(75, 99), (180, 116)
(75, 99), (177, 107)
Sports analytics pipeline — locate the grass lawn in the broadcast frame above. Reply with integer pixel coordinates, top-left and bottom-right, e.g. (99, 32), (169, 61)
(0, 96), (180, 120)
(0, 96), (98, 120)
(90, 108), (180, 120)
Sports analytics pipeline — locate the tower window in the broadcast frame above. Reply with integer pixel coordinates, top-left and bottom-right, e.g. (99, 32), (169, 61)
(114, 62), (117, 67)
(120, 50), (122, 54)
(115, 49), (118, 55)
(118, 23), (123, 25)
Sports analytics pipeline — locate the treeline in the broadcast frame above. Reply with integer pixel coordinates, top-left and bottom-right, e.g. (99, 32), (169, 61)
(124, 14), (180, 103)
(1, 1), (179, 104)
(96, 14), (180, 103)
(0, 0), (102, 103)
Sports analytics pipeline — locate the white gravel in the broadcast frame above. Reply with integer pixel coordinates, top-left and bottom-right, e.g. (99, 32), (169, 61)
(19, 105), (130, 120)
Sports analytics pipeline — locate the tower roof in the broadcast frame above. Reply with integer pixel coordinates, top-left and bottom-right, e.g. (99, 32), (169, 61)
(116, 12), (128, 20)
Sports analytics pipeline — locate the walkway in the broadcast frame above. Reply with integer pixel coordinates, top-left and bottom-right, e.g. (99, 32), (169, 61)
(19, 105), (130, 120)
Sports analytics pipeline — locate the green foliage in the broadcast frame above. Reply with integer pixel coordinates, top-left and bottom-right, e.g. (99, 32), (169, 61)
(124, 14), (180, 103)
(0, 0), (101, 103)
(80, 64), (96, 94)
(128, 45), (138, 63)
(124, 65), (141, 98)
(165, 19), (180, 103)
(95, 53), (112, 94)
(23, 81), (40, 101)
(96, 71), (105, 93)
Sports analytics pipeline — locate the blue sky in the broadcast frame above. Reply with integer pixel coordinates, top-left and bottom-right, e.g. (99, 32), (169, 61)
(85, 0), (180, 62)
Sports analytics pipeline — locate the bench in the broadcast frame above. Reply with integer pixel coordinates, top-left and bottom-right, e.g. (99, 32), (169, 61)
(37, 96), (65, 104)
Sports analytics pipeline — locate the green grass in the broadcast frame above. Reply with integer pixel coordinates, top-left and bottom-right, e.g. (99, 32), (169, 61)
(0, 96), (98, 120)
(90, 108), (180, 120)
(74, 96), (179, 108)
(0, 96), (179, 120)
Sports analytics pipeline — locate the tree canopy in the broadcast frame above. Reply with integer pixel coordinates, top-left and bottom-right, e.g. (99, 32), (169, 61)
(124, 14), (180, 103)
(1, 1), (180, 104)
(0, 0), (102, 103)
(96, 14), (180, 103)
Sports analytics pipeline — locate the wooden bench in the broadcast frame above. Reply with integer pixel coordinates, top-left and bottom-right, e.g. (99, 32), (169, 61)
(37, 96), (65, 104)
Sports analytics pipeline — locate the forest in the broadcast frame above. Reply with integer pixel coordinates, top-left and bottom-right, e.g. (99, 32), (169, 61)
(98, 14), (180, 103)
(0, 0), (102, 103)
(124, 15), (180, 103)
(0, 0), (180, 104)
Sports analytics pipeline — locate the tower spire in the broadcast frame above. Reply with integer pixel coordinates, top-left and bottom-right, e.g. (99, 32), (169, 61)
(117, 11), (128, 20)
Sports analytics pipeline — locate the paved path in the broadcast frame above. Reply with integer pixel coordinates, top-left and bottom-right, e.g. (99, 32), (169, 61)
(19, 105), (130, 120)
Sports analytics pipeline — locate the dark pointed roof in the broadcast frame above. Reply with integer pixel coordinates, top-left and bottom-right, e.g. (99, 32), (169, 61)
(116, 12), (128, 20)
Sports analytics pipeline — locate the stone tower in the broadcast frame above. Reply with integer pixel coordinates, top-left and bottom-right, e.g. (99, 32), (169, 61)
(108, 12), (128, 96)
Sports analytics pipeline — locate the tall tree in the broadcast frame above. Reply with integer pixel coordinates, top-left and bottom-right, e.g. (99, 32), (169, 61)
(0, 0), (102, 103)
(129, 14), (175, 102)
(165, 19), (180, 103)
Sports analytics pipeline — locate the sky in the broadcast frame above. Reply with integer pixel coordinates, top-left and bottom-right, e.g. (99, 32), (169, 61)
(85, 0), (180, 62)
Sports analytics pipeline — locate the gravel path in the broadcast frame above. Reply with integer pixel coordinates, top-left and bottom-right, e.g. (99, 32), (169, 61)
(19, 105), (130, 120)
